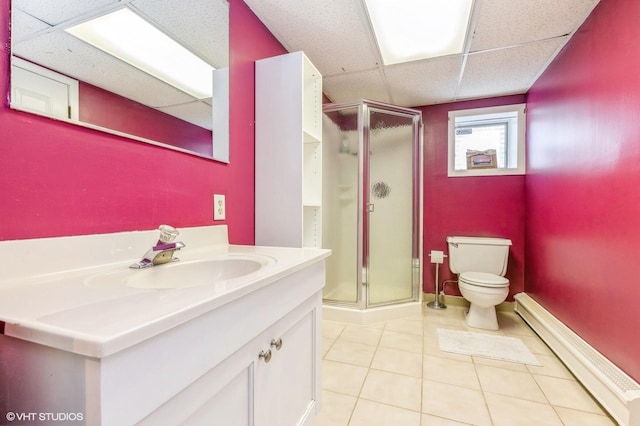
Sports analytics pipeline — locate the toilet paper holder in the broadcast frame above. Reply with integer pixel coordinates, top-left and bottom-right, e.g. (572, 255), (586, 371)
(429, 250), (445, 264)
(427, 250), (448, 310)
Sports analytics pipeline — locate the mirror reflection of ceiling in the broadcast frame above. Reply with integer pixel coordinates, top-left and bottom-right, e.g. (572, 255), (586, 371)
(12, 0), (229, 130)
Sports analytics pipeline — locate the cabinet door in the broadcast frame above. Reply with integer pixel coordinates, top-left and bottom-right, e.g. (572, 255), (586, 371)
(255, 308), (317, 426)
(140, 342), (257, 426)
(183, 367), (252, 426)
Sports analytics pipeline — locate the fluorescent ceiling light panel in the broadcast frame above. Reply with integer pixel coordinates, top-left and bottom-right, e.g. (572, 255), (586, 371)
(65, 8), (214, 99)
(364, 0), (473, 65)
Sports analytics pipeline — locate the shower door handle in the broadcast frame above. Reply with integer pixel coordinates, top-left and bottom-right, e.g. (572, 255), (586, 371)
(367, 203), (375, 212)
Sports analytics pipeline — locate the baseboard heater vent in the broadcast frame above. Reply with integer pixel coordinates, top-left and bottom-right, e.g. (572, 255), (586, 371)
(514, 293), (640, 426)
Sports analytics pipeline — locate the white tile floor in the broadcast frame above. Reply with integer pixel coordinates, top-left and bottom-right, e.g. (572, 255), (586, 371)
(312, 304), (616, 426)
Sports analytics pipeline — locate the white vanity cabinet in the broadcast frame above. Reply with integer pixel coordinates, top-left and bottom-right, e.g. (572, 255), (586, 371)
(141, 261), (324, 425)
(255, 51), (323, 249)
(0, 226), (328, 426)
(141, 277), (322, 426)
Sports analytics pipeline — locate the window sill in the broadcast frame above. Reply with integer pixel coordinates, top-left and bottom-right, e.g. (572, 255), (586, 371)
(448, 167), (525, 177)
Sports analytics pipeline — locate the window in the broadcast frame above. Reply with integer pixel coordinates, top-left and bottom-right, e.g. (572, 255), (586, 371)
(448, 104), (526, 177)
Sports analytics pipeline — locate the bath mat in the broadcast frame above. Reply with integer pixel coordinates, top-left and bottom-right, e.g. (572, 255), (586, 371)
(437, 328), (541, 366)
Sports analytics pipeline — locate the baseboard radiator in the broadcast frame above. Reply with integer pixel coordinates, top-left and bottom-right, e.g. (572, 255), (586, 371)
(514, 293), (640, 426)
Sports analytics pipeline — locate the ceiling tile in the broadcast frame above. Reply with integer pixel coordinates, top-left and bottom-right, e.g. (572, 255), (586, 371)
(323, 69), (389, 104)
(12, 0), (119, 26)
(11, 8), (51, 42)
(384, 56), (464, 107)
(458, 37), (568, 100)
(470, 0), (599, 52)
(244, 0), (381, 75)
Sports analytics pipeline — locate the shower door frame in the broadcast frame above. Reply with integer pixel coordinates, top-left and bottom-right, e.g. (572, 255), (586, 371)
(323, 99), (423, 310)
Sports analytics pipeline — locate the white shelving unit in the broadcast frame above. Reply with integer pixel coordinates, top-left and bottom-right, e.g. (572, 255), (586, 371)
(255, 51), (323, 248)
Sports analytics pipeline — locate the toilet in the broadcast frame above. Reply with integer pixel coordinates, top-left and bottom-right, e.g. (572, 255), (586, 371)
(446, 236), (512, 330)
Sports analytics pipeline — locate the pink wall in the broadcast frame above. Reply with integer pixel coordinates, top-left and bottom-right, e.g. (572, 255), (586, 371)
(0, 0), (285, 244)
(79, 82), (213, 157)
(419, 95), (526, 300)
(526, 0), (640, 381)
(228, 0), (288, 242)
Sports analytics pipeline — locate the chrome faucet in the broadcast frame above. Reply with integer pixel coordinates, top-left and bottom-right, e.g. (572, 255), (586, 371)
(130, 225), (186, 269)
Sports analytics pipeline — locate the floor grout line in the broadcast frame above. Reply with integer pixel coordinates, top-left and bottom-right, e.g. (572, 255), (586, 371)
(315, 309), (615, 426)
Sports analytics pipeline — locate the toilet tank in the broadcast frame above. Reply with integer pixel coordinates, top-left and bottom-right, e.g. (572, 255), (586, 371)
(446, 236), (512, 276)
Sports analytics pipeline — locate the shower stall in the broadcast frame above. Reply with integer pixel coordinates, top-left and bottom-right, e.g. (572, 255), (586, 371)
(322, 100), (423, 323)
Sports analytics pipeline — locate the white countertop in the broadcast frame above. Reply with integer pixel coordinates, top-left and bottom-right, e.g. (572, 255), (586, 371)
(0, 226), (330, 358)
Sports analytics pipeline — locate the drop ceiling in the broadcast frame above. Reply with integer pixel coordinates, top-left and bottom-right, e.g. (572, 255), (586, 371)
(11, 0), (602, 123)
(243, 0), (601, 107)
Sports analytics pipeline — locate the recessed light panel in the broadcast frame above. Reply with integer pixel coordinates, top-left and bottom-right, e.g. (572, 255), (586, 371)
(66, 8), (214, 99)
(364, 0), (473, 65)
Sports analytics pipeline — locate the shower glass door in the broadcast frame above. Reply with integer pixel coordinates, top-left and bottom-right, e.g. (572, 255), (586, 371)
(365, 107), (419, 306)
(322, 100), (421, 309)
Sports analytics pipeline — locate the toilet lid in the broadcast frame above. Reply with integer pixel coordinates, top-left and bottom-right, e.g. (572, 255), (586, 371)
(460, 272), (509, 288)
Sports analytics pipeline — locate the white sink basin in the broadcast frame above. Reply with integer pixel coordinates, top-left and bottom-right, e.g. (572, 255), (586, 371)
(85, 255), (275, 289)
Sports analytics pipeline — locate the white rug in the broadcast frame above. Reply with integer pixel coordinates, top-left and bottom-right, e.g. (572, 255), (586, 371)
(437, 328), (541, 366)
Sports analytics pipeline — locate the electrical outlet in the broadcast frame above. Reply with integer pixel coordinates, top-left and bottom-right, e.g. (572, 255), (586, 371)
(213, 194), (226, 220)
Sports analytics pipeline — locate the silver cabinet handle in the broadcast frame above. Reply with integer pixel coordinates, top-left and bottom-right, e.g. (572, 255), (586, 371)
(259, 349), (272, 363)
(270, 338), (283, 351)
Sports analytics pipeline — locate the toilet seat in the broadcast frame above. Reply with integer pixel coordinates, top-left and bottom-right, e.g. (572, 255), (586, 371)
(460, 271), (509, 288)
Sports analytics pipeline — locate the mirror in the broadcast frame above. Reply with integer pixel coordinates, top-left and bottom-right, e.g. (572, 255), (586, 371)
(10, 0), (229, 162)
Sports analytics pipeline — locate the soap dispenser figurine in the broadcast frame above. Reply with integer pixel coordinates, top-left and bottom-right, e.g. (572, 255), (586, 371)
(130, 225), (186, 269)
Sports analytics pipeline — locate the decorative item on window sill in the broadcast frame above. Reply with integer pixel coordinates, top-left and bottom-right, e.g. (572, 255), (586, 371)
(466, 149), (497, 169)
